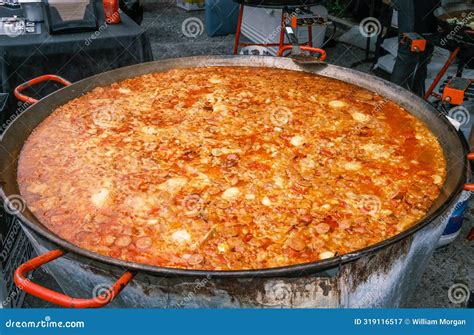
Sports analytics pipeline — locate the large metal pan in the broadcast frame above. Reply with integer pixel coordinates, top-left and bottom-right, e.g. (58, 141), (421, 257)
(0, 56), (472, 308)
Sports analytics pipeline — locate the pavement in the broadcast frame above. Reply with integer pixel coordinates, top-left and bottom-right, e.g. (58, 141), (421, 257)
(22, 2), (474, 308)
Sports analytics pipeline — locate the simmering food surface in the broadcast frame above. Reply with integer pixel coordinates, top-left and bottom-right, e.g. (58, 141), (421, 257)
(18, 67), (446, 270)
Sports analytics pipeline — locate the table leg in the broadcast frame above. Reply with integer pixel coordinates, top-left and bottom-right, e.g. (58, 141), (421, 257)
(233, 4), (244, 55)
(278, 11), (287, 55)
(424, 47), (460, 100)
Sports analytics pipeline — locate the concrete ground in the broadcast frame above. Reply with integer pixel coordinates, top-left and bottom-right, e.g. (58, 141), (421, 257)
(23, 2), (474, 308)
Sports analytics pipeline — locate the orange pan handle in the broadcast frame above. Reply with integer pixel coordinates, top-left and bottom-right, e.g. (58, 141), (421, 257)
(14, 74), (72, 104)
(14, 249), (135, 308)
(278, 46), (327, 61)
(465, 153), (474, 191)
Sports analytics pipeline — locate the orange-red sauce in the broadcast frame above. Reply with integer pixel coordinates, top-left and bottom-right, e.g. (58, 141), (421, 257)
(17, 67), (446, 270)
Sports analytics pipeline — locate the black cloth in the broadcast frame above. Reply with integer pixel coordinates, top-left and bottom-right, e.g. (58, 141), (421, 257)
(390, 0), (439, 96)
(119, 0), (143, 24)
(0, 5), (152, 126)
(413, 1), (439, 34)
(392, 0), (439, 33)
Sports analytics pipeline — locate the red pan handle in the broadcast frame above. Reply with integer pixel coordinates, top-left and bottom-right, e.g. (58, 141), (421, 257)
(278, 45), (327, 61)
(14, 74), (72, 104)
(14, 249), (135, 308)
(465, 153), (474, 191)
